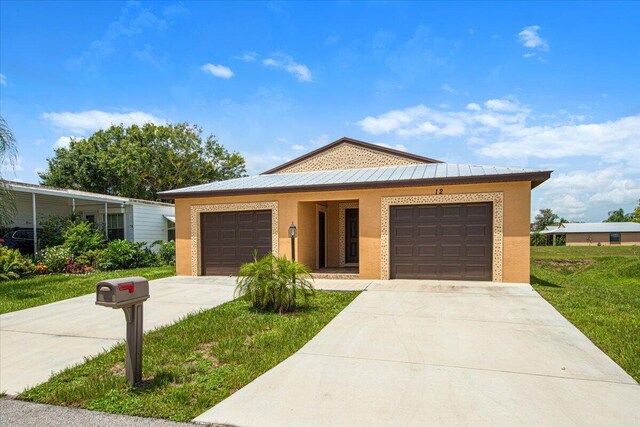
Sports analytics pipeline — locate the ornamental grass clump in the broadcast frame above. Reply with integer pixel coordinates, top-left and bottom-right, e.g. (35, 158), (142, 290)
(235, 253), (314, 314)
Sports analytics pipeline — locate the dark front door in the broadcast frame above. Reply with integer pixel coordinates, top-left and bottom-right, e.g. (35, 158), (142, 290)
(390, 202), (493, 281)
(318, 211), (326, 268)
(345, 208), (359, 264)
(201, 210), (272, 275)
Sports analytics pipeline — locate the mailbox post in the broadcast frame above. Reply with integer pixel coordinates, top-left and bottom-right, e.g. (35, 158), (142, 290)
(95, 276), (149, 387)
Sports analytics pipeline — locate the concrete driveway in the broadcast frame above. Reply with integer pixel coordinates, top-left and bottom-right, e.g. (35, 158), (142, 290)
(0, 276), (238, 395)
(195, 280), (640, 426)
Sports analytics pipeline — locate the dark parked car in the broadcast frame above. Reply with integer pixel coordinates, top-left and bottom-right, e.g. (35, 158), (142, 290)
(0, 228), (38, 255)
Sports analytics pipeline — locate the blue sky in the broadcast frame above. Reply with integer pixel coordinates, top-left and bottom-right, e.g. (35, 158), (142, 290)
(1, 1), (639, 221)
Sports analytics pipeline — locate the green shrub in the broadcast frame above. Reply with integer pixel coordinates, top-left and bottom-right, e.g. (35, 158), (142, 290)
(96, 240), (156, 271)
(62, 221), (105, 257)
(530, 231), (546, 246)
(38, 215), (73, 249)
(75, 249), (103, 268)
(153, 240), (176, 265)
(0, 247), (36, 280)
(236, 253), (314, 314)
(39, 245), (73, 273)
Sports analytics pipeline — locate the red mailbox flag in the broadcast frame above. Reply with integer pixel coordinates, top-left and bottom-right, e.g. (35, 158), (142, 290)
(118, 283), (135, 293)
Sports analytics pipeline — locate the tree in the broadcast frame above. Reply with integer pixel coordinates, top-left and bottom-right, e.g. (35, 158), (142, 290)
(533, 208), (559, 231)
(0, 116), (17, 227)
(39, 123), (246, 201)
(634, 199), (640, 223)
(604, 208), (634, 223)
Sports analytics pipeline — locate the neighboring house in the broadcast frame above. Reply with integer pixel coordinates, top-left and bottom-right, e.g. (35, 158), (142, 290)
(2, 180), (175, 253)
(541, 222), (640, 246)
(159, 137), (551, 283)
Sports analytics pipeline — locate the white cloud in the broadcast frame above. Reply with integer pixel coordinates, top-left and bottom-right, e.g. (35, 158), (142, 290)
(485, 99), (526, 113)
(0, 74), (6, 85)
(358, 99), (528, 138)
(34, 138), (45, 146)
(234, 52), (258, 62)
(358, 105), (429, 135)
(523, 52), (537, 59)
(291, 144), (306, 151)
(478, 115), (640, 161)
(358, 98), (640, 176)
(201, 63), (234, 79)
(53, 136), (77, 149)
(518, 25), (549, 51)
(534, 168), (640, 220)
(42, 110), (164, 133)
(441, 83), (457, 94)
(376, 143), (408, 152)
(262, 54), (312, 82)
(309, 134), (330, 147)
(438, 104), (450, 109)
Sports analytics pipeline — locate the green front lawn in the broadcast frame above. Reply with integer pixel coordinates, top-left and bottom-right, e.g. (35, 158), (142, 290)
(20, 291), (359, 422)
(531, 246), (640, 382)
(0, 265), (175, 314)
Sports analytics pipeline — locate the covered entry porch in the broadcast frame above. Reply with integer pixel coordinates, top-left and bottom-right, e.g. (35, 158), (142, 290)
(293, 199), (360, 278)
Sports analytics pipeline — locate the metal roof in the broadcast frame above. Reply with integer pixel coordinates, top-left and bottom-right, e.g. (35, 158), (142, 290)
(160, 163), (551, 197)
(3, 180), (174, 207)
(542, 222), (640, 234)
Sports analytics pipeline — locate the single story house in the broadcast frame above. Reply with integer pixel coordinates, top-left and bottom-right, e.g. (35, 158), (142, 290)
(541, 222), (640, 246)
(159, 137), (551, 283)
(3, 180), (175, 253)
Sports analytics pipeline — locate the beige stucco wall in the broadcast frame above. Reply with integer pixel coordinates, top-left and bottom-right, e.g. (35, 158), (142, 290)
(566, 232), (640, 246)
(174, 180), (533, 283)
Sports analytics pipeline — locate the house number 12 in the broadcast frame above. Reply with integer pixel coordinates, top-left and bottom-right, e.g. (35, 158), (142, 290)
(435, 188), (444, 194)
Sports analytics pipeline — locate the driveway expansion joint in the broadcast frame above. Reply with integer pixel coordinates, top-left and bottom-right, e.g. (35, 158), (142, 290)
(366, 289), (541, 298)
(296, 351), (639, 386)
(1, 329), (120, 341)
(345, 310), (571, 328)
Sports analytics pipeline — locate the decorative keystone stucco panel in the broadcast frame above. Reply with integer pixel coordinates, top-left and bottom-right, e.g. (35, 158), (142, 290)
(190, 201), (279, 276)
(338, 202), (359, 267)
(276, 143), (422, 173)
(380, 193), (504, 281)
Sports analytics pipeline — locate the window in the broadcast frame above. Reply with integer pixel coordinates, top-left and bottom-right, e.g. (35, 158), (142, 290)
(610, 233), (621, 244)
(85, 214), (95, 223)
(167, 219), (175, 241)
(107, 214), (125, 240)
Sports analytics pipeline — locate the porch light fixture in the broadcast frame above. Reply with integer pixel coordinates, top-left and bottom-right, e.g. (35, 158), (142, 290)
(288, 222), (297, 261)
(288, 222), (297, 238)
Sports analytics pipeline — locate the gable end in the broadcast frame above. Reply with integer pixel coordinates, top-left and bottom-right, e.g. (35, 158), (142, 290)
(263, 137), (440, 174)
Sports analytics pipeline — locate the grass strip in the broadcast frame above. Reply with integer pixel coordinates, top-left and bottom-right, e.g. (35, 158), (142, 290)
(0, 265), (175, 314)
(20, 291), (360, 421)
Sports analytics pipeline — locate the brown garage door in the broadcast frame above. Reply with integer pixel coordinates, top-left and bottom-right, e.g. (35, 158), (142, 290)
(390, 202), (493, 281)
(201, 210), (272, 275)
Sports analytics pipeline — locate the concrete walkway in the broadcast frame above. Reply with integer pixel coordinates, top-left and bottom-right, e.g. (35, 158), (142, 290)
(0, 276), (238, 395)
(195, 280), (640, 426)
